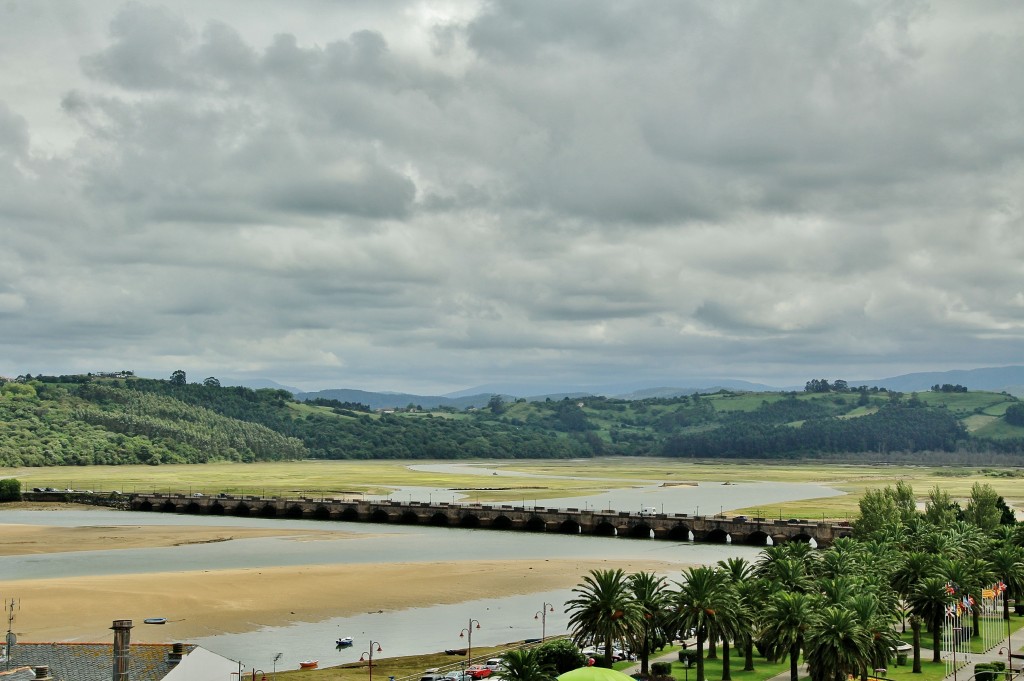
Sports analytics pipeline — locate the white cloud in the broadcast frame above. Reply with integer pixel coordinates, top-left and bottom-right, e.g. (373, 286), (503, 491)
(0, 0), (1022, 391)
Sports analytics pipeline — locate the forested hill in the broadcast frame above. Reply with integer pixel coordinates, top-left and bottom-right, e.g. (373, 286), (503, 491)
(3, 374), (1024, 466)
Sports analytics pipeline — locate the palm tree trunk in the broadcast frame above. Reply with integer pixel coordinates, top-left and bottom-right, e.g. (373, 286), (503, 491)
(972, 604), (980, 637)
(721, 639), (731, 681)
(604, 633), (614, 668)
(912, 617), (922, 674)
(1004, 591), (1011, 621)
(696, 634), (706, 681)
(931, 620), (941, 664)
(640, 622), (650, 675)
(789, 641), (799, 681)
(707, 633), (717, 659)
(743, 634), (754, 672)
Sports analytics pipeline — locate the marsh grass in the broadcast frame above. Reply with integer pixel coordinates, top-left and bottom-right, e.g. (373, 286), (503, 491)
(4, 458), (1024, 520)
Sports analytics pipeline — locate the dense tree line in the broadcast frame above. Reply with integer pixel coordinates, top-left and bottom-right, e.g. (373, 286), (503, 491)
(561, 481), (1024, 681)
(662, 404), (967, 458)
(3, 373), (1024, 467)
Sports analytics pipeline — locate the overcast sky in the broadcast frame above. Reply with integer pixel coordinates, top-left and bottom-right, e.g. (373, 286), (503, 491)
(1, 1), (1022, 393)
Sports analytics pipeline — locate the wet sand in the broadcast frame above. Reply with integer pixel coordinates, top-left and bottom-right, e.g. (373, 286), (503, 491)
(0, 520), (676, 644)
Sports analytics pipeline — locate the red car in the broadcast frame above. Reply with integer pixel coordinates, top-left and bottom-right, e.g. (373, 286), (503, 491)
(465, 666), (492, 679)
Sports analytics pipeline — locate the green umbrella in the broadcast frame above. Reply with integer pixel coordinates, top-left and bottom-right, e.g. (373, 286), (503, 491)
(557, 667), (637, 681)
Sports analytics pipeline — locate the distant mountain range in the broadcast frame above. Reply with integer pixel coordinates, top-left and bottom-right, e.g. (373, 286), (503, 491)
(258, 365), (1024, 410)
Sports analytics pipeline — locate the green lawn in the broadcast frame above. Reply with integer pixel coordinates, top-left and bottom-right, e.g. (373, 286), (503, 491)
(898, 613), (1024, 655)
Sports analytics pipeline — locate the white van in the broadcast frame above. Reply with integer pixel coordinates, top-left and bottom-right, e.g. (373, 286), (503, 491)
(640, 507), (658, 517)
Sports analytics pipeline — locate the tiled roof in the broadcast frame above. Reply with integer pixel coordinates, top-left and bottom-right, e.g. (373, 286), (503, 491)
(7, 642), (196, 681)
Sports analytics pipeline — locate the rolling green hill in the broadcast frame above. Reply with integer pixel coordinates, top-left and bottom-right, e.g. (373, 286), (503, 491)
(2, 374), (1024, 466)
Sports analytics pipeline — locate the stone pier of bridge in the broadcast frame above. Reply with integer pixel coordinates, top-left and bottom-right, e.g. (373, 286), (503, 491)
(129, 493), (848, 547)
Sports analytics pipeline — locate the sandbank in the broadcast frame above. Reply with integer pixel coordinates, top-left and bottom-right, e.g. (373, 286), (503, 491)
(0, 558), (678, 644)
(0, 522), (355, 555)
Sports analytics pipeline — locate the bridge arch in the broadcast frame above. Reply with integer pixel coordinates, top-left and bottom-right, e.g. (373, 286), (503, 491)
(790, 533), (813, 544)
(399, 511), (419, 524)
(340, 507), (359, 522)
(593, 521), (617, 537)
(259, 504), (277, 518)
(626, 523), (653, 539)
(185, 502), (201, 515)
(313, 506), (332, 521)
(667, 524), (692, 541)
(429, 512), (449, 527)
(286, 505), (305, 519)
(559, 519), (581, 534)
(492, 515), (513, 530)
(526, 516), (546, 532)
(138, 500), (153, 512)
(233, 502), (251, 517)
(371, 509), (391, 523)
(460, 514), (480, 529)
(209, 502), (225, 515)
(705, 528), (730, 544)
(159, 500), (177, 513)
(744, 530), (771, 546)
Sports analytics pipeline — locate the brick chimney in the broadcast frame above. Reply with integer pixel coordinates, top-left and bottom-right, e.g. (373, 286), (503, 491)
(110, 620), (133, 681)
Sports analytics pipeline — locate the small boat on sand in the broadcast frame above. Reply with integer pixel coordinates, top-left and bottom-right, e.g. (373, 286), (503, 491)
(445, 648), (467, 655)
(299, 660), (319, 669)
(143, 618), (166, 625)
(337, 637), (354, 646)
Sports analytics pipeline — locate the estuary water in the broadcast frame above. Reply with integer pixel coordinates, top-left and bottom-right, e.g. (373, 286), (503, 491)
(0, 473), (844, 670)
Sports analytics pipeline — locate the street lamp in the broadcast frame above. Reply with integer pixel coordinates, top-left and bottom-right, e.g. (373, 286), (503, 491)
(681, 657), (692, 681)
(360, 640), (383, 681)
(534, 603), (555, 640)
(459, 619), (481, 665)
(273, 653), (282, 681)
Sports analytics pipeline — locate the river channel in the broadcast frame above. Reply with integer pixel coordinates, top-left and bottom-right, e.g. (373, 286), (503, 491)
(0, 473), (845, 670)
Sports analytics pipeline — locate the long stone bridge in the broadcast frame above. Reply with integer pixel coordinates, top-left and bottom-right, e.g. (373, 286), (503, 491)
(130, 493), (849, 547)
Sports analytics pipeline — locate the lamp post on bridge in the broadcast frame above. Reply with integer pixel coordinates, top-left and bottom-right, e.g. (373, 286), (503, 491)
(534, 602), (555, 640)
(360, 640), (383, 681)
(459, 619), (481, 665)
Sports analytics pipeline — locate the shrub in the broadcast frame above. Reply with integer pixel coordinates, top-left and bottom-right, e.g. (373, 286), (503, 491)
(536, 639), (586, 674)
(677, 650), (698, 666)
(0, 478), (21, 502)
(651, 662), (672, 676)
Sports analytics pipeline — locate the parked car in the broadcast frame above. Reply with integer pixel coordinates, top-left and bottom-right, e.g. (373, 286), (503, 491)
(420, 669), (447, 681)
(465, 665), (492, 679)
(445, 672), (471, 681)
(484, 659), (503, 672)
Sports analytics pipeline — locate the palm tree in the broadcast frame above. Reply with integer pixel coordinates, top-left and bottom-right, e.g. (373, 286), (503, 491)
(758, 590), (816, 681)
(733, 579), (763, 672)
(804, 606), (871, 681)
(671, 566), (738, 681)
(847, 593), (901, 680)
(717, 558), (756, 676)
(988, 546), (1024, 620)
(757, 557), (812, 593)
(908, 576), (953, 663)
(890, 551), (939, 632)
(500, 648), (557, 681)
(566, 568), (642, 667)
(627, 571), (671, 676)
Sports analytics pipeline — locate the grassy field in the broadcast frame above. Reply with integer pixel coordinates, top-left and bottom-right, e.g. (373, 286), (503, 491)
(4, 458), (1024, 521)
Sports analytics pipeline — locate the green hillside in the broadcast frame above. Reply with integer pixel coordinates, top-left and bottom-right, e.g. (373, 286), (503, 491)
(2, 373), (1024, 467)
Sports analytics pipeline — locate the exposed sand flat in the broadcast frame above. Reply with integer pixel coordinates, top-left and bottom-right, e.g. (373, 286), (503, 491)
(0, 522), (355, 555)
(0, 558), (677, 643)
(0, 519), (678, 644)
